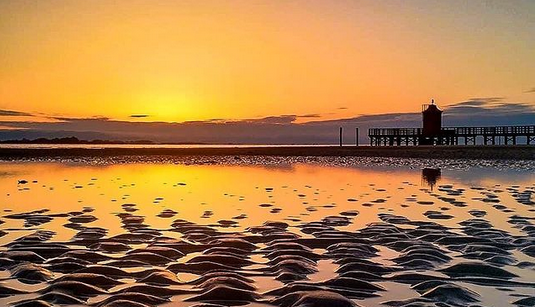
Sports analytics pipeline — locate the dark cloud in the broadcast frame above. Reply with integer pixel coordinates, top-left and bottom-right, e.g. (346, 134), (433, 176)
(0, 109), (34, 117)
(185, 114), (320, 125)
(342, 113), (420, 123)
(236, 114), (322, 123)
(469, 97), (505, 103)
(51, 116), (110, 121)
(299, 114), (322, 118)
(244, 115), (297, 124)
(443, 98), (535, 126)
(337, 107), (348, 110)
(130, 114), (150, 118)
(525, 88), (535, 93)
(180, 115), (300, 125)
(446, 98), (535, 115)
(446, 97), (504, 108)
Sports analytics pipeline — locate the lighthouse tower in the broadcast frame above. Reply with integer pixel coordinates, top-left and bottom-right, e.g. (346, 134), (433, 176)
(422, 99), (443, 137)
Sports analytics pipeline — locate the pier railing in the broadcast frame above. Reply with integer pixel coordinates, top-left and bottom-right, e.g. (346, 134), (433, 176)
(368, 128), (422, 136)
(453, 125), (535, 136)
(369, 125), (535, 136)
(368, 125), (535, 146)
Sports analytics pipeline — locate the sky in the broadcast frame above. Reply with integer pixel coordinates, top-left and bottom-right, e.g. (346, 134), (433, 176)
(0, 0), (534, 142)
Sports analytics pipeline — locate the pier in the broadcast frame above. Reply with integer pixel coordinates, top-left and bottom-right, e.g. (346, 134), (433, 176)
(369, 125), (535, 146)
(368, 100), (535, 146)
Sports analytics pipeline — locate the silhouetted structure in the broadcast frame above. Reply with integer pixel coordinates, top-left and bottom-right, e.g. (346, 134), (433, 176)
(420, 100), (446, 145)
(422, 168), (441, 190)
(368, 99), (535, 146)
(339, 127), (360, 146)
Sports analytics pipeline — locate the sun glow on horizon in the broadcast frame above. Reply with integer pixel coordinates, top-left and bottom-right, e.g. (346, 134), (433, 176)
(0, 0), (534, 123)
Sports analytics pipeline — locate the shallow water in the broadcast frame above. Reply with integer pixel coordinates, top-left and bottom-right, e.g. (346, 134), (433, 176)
(0, 158), (534, 307)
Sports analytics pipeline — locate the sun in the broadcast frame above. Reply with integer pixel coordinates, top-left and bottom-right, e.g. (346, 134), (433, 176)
(127, 92), (202, 122)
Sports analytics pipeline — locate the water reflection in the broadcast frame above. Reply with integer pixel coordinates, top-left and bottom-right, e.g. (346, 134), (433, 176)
(421, 167), (441, 190)
(0, 161), (534, 307)
(0, 162), (532, 240)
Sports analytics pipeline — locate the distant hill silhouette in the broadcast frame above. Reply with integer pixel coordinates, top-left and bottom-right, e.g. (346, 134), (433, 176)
(0, 137), (202, 145)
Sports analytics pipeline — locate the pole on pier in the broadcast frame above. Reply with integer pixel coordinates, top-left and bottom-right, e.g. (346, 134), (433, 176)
(339, 127), (343, 147)
(355, 128), (359, 146)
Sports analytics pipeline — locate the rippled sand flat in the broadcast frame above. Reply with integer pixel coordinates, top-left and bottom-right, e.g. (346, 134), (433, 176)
(0, 158), (534, 307)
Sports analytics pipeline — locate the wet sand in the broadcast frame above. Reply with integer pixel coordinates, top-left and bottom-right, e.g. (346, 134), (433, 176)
(0, 160), (534, 307)
(0, 145), (534, 160)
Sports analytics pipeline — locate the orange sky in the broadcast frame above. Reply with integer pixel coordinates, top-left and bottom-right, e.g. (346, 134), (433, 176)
(1, 0), (534, 123)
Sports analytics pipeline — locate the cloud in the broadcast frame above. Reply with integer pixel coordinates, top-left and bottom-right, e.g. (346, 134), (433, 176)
(525, 88), (535, 93)
(0, 109), (34, 117)
(446, 98), (535, 115)
(245, 115), (297, 124)
(51, 116), (110, 121)
(130, 114), (150, 118)
(443, 98), (535, 125)
(446, 97), (504, 108)
(299, 114), (322, 118)
(233, 113), (322, 124)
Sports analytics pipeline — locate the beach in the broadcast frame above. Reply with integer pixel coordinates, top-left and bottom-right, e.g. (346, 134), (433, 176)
(0, 145), (534, 160)
(2, 0), (534, 306)
(0, 158), (534, 307)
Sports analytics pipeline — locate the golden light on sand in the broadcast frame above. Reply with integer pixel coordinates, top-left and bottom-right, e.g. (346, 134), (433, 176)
(1, 160), (535, 307)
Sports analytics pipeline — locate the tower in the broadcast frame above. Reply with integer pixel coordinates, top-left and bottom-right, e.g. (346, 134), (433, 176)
(422, 99), (443, 137)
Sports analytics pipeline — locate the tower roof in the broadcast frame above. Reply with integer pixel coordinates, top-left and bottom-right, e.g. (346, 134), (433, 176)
(422, 100), (442, 114)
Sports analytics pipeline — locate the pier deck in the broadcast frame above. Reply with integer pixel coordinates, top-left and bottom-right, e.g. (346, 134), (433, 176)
(368, 125), (535, 146)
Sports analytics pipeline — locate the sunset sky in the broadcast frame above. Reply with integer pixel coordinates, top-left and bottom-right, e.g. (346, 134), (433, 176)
(1, 0), (534, 131)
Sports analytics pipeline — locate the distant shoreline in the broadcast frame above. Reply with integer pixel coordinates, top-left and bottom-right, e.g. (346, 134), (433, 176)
(0, 137), (205, 145)
(0, 145), (533, 160)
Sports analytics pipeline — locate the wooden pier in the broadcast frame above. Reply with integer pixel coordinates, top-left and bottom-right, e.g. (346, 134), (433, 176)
(368, 125), (535, 146)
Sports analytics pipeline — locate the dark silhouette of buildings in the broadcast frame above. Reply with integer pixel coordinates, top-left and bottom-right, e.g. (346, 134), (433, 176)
(368, 99), (535, 146)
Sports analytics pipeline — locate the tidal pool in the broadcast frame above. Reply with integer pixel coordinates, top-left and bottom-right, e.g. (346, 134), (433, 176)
(0, 158), (534, 307)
